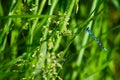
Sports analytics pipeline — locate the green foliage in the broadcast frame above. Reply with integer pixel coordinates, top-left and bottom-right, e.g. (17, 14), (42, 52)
(0, 0), (120, 80)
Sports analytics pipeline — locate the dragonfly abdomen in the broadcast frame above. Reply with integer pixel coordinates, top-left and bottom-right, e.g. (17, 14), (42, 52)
(86, 27), (107, 51)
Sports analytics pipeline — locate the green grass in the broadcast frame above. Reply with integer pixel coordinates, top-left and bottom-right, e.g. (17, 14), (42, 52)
(0, 0), (120, 80)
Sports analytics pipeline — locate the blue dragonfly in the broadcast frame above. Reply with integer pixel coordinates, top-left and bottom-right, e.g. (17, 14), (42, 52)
(86, 27), (107, 51)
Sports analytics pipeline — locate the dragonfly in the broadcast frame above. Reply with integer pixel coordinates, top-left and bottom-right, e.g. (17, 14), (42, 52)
(86, 27), (107, 51)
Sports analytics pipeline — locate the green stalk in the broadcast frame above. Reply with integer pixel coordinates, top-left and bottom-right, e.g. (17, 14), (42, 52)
(28, 0), (46, 51)
(53, 0), (76, 52)
(0, 1), (16, 52)
(76, 0), (98, 67)
(72, 0), (101, 79)
(40, 0), (59, 55)
(34, 0), (58, 79)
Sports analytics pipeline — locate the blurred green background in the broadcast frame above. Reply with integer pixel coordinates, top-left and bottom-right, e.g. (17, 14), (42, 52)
(0, 0), (120, 80)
